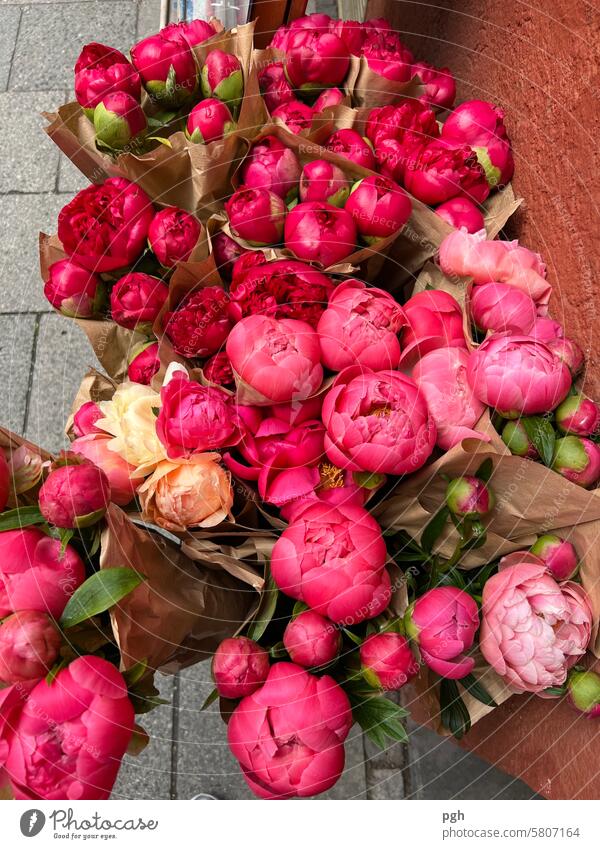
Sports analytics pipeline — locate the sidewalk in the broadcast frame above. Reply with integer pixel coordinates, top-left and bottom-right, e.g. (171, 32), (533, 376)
(0, 0), (537, 801)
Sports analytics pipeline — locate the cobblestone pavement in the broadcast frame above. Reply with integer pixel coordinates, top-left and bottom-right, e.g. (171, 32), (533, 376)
(0, 0), (538, 801)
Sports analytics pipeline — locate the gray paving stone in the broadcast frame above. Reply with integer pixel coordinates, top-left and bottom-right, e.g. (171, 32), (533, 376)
(0, 193), (64, 313)
(10, 1), (137, 91)
(0, 91), (65, 193)
(112, 675), (175, 800)
(25, 312), (100, 451)
(0, 314), (36, 433)
(0, 7), (20, 92)
(58, 150), (89, 194)
(406, 720), (540, 800)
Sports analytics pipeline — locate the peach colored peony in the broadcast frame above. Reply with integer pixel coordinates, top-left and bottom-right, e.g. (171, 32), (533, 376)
(138, 454), (233, 532)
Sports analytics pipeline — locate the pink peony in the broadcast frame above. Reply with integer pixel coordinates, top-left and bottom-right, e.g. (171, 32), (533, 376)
(531, 535), (579, 581)
(186, 98), (236, 143)
(400, 289), (466, 367)
(212, 637), (270, 699)
(226, 315), (323, 404)
(272, 100), (314, 134)
(412, 347), (486, 450)
(258, 62), (295, 113)
(240, 136), (301, 201)
(412, 61), (456, 109)
(480, 561), (592, 692)
(467, 334), (572, 418)
(406, 586), (480, 679)
(547, 336), (584, 377)
(131, 26), (198, 107)
(74, 42), (141, 111)
(165, 286), (232, 359)
(366, 100), (439, 182)
(299, 159), (350, 207)
(555, 394), (600, 437)
(283, 611), (341, 668)
(322, 366), (436, 476)
(271, 500), (390, 624)
(39, 462), (110, 528)
(0, 656), (134, 799)
(285, 201), (357, 267)
(72, 400), (103, 437)
(404, 140), (490, 206)
(0, 611), (61, 684)
(226, 187), (286, 246)
(442, 99), (514, 186)
(148, 206), (202, 266)
(227, 662), (352, 799)
(44, 259), (103, 318)
(110, 272), (168, 330)
(0, 527), (85, 618)
(127, 341), (160, 385)
(325, 128), (376, 170)
(551, 436), (600, 488)
(70, 434), (144, 506)
(438, 230), (551, 312)
(345, 175), (412, 243)
(200, 49), (243, 110)
(93, 91), (146, 149)
(435, 197), (485, 233)
(156, 371), (242, 459)
(360, 632), (419, 690)
(313, 87), (344, 111)
(284, 29), (350, 90)
(317, 279), (404, 371)
(470, 281), (537, 335)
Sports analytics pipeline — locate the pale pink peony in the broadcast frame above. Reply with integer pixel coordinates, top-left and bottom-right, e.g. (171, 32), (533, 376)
(317, 279), (405, 371)
(226, 315), (323, 405)
(467, 334), (572, 418)
(322, 367), (436, 476)
(412, 347), (486, 450)
(480, 560), (592, 692)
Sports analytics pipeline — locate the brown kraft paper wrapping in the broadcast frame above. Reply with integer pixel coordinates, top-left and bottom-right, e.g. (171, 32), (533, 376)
(43, 23), (266, 215)
(100, 504), (260, 673)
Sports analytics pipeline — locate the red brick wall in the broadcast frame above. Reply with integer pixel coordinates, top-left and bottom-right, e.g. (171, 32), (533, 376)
(366, 0), (600, 395)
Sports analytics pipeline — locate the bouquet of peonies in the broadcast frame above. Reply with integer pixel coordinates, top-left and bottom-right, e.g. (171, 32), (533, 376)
(0, 9), (594, 802)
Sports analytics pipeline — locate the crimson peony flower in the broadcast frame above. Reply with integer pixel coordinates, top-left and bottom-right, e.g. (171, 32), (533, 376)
(258, 62), (295, 113)
(228, 258), (335, 327)
(44, 259), (103, 318)
(435, 197), (485, 233)
(110, 272), (168, 330)
(39, 462), (110, 529)
(186, 98), (236, 143)
(313, 87), (344, 111)
(203, 351), (234, 387)
(345, 174), (412, 242)
(131, 25), (198, 107)
(271, 100), (314, 134)
(165, 286), (232, 358)
(412, 61), (456, 109)
(148, 206), (202, 267)
(74, 42), (141, 111)
(325, 128), (376, 170)
(240, 136), (301, 200)
(404, 140), (490, 205)
(212, 637), (270, 699)
(299, 159), (350, 206)
(57, 177), (154, 272)
(285, 201), (357, 267)
(93, 91), (147, 150)
(226, 187), (286, 246)
(442, 99), (514, 186)
(284, 29), (350, 91)
(127, 341), (160, 385)
(360, 632), (419, 690)
(200, 49), (243, 111)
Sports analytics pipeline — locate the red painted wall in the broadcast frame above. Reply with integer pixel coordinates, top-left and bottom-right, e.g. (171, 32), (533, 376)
(367, 0), (600, 394)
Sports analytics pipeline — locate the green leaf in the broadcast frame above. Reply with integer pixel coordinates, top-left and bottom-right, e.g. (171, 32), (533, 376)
(201, 687), (219, 711)
(147, 136), (173, 148)
(522, 416), (556, 467)
(60, 567), (144, 630)
(475, 457), (494, 482)
(269, 640), (287, 659)
(0, 506), (44, 531)
(347, 686), (409, 749)
(342, 627), (363, 647)
(59, 528), (75, 557)
(544, 685), (567, 697)
(123, 660), (148, 687)
(421, 506), (450, 554)
(45, 657), (69, 685)
(246, 569), (279, 642)
(165, 64), (178, 100)
(292, 601), (309, 618)
(440, 679), (471, 739)
(459, 673), (498, 707)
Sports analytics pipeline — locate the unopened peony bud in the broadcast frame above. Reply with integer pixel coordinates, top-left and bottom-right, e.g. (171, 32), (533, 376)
(313, 87), (344, 111)
(127, 341), (160, 385)
(298, 159), (350, 207)
(567, 669), (600, 717)
(131, 27), (198, 108)
(556, 395), (600, 436)
(39, 462), (111, 528)
(547, 337), (585, 377)
(44, 259), (104, 318)
(283, 611), (341, 668)
(226, 187), (286, 246)
(212, 636), (270, 699)
(446, 475), (494, 518)
(93, 91), (147, 150)
(186, 98), (236, 144)
(73, 401), (103, 437)
(435, 197), (485, 233)
(201, 49), (243, 111)
(551, 436), (600, 488)
(0, 611), (61, 684)
(531, 534), (579, 581)
(6, 445), (42, 496)
(501, 419), (538, 459)
(345, 175), (412, 243)
(110, 272), (169, 331)
(285, 201), (357, 267)
(148, 206), (202, 267)
(360, 632), (419, 691)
